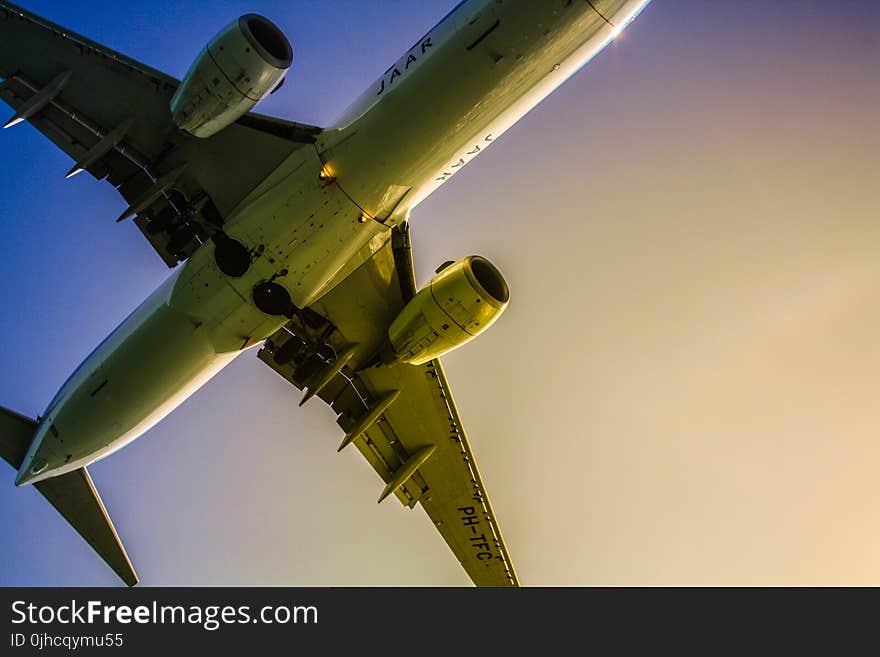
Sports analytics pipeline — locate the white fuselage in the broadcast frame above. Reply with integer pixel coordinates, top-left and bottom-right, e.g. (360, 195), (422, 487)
(16, 0), (650, 485)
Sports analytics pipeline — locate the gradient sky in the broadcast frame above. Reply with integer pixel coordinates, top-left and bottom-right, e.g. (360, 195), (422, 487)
(1, 0), (879, 586)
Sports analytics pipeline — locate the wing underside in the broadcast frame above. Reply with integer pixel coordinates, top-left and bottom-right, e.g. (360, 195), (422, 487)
(0, 1), (321, 266)
(258, 225), (518, 586)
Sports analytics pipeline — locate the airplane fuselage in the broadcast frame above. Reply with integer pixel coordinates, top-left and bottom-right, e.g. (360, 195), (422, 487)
(16, 0), (650, 485)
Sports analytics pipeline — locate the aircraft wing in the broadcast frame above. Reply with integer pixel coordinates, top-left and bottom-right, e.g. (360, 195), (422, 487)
(0, 1), (320, 266)
(258, 225), (519, 586)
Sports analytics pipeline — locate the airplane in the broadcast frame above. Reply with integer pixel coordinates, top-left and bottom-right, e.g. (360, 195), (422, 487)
(0, 0), (651, 586)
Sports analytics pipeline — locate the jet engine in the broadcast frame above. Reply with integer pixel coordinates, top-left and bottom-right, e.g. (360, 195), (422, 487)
(388, 256), (509, 366)
(170, 14), (292, 138)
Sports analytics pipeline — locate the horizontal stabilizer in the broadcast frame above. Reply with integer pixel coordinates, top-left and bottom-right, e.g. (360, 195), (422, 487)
(0, 405), (33, 469)
(0, 406), (138, 586)
(35, 468), (138, 586)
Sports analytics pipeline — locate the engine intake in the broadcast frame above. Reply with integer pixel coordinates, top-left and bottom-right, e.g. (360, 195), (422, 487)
(170, 14), (292, 138)
(388, 256), (509, 366)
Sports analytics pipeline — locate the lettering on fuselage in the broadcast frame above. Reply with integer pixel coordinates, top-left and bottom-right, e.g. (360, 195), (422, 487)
(435, 134), (495, 182)
(376, 36), (433, 96)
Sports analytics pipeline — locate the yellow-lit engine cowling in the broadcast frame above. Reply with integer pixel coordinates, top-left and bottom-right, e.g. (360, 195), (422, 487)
(388, 256), (510, 366)
(170, 14), (292, 138)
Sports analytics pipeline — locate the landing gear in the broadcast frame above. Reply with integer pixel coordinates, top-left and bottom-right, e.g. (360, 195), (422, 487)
(213, 232), (251, 277)
(252, 281), (294, 317)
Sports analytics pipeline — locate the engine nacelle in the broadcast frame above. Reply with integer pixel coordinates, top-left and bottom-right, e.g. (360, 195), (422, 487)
(170, 14), (292, 138)
(388, 256), (510, 366)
